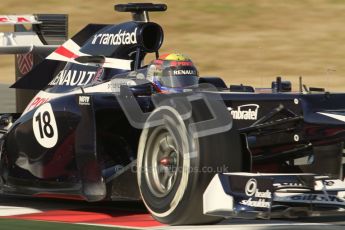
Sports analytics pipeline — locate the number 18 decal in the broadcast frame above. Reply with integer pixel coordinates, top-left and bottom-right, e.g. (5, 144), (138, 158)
(33, 103), (58, 148)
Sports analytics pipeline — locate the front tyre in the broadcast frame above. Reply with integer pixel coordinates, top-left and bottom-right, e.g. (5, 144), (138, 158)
(137, 105), (243, 225)
(0, 140), (8, 188)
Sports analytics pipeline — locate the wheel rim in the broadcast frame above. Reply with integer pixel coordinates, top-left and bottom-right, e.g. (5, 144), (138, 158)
(144, 127), (181, 198)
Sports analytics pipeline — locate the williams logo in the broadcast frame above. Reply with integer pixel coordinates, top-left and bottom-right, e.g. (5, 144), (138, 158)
(92, 28), (138, 46)
(79, 96), (91, 106)
(228, 104), (259, 120)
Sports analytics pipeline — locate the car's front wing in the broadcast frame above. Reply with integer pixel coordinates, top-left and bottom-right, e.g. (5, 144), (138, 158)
(203, 172), (345, 219)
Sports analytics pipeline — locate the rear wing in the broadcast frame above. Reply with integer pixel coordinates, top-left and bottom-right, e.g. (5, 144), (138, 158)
(0, 14), (68, 112)
(0, 15), (67, 54)
(0, 15), (40, 24)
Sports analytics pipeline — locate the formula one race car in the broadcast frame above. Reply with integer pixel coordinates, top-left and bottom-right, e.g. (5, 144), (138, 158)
(1, 3), (345, 225)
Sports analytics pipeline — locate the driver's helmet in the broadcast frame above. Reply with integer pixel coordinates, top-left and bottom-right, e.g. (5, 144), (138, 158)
(147, 53), (199, 93)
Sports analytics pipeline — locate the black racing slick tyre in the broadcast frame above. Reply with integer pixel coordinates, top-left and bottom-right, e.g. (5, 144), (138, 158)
(137, 105), (243, 225)
(0, 141), (8, 188)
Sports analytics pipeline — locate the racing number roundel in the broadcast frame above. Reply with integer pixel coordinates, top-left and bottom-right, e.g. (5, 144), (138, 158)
(33, 103), (58, 148)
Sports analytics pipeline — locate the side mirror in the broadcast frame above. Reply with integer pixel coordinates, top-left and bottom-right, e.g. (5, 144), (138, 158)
(75, 55), (105, 64)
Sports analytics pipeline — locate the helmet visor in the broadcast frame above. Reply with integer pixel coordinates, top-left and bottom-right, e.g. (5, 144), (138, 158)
(159, 75), (199, 88)
(159, 66), (199, 88)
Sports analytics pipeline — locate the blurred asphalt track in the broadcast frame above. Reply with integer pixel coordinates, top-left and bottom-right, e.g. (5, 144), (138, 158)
(1, 194), (345, 230)
(0, 84), (15, 113)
